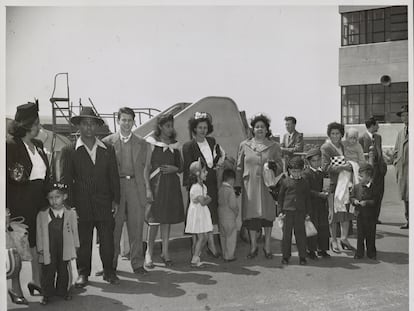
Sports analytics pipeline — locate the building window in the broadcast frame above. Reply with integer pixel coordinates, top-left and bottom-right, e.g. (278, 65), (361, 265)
(342, 6), (407, 46)
(341, 82), (408, 124)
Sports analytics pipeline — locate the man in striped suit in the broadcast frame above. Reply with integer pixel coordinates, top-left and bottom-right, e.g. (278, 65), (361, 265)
(60, 107), (120, 287)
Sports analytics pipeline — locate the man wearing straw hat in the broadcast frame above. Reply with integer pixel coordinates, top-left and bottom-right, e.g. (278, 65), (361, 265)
(60, 107), (120, 287)
(393, 105), (409, 229)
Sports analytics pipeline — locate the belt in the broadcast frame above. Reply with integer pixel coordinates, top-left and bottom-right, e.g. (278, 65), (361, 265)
(120, 175), (135, 179)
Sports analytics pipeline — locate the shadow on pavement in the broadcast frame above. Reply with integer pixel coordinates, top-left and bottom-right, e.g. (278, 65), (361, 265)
(8, 294), (132, 311)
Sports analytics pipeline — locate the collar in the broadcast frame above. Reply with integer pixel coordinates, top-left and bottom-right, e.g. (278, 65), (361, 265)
(75, 137), (107, 150)
(119, 132), (133, 142)
(146, 136), (180, 152)
(363, 181), (372, 188)
(50, 208), (64, 218)
(366, 131), (373, 140)
(310, 166), (322, 173)
(289, 175), (302, 180)
(222, 182), (233, 188)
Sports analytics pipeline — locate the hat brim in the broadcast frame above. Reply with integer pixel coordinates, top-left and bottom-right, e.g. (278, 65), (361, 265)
(71, 115), (105, 126)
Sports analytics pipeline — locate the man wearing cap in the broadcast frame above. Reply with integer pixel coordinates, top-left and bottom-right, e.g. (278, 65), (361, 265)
(60, 107), (120, 286)
(102, 107), (152, 275)
(359, 117), (387, 224)
(280, 116), (304, 171)
(302, 148), (330, 259)
(393, 105), (409, 229)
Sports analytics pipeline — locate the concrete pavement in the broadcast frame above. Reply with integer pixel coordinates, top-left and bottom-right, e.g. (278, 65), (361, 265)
(7, 166), (409, 311)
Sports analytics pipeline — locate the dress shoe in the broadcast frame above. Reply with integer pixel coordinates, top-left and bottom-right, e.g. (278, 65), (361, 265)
(74, 275), (88, 288)
(368, 255), (377, 260)
(317, 250), (331, 258)
(40, 296), (49, 305)
(28, 282), (42, 296)
(330, 241), (340, 253)
(103, 274), (120, 285)
(64, 295), (72, 301)
(353, 254), (363, 259)
(340, 240), (354, 251)
(263, 248), (273, 259)
(281, 258), (289, 265)
(133, 266), (149, 275)
(307, 251), (317, 260)
(401, 223), (409, 229)
(246, 247), (258, 259)
(8, 290), (28, 305)
(299, 258), (307, 265)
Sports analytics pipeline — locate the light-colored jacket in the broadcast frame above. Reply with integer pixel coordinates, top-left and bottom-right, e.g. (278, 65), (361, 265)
(394, 127), (409, 201)
(102, 132), (151, 207)
(36, 207), (79, 265)
(236, 138), (283, 221)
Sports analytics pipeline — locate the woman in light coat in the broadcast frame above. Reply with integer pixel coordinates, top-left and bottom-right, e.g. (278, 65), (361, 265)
(236, 114), (283, 259)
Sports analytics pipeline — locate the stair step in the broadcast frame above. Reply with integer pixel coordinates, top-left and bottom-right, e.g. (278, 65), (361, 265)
(50, 97), (70, 103)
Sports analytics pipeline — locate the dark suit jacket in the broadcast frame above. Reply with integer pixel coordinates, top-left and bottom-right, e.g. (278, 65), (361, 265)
(6, 137), (50, 210)
(60, 139), (120, 222)
(359, 132), (387, 176)
(350, 183), (379, 218)
(280, 130), (304, 154)
(182, 136), (217, 187)
(302, 167), (327, 216)
(278, 176), (311, 214)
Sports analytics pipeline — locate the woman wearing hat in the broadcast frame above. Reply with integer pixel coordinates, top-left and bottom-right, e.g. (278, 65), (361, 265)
(394, 105), (409, 229)
(182, 112), (226, 257)
(6, 100), (50, 300)
(235, 114), (283, 259)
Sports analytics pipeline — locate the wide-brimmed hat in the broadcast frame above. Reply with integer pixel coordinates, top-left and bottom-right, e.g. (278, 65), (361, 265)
(14, 100), (39, 127)
(396, 105), (408, 117)
(70, 106), (104, 126)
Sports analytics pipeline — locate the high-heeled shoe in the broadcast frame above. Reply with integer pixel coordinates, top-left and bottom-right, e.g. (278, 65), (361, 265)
(340, 240), (354, 251)
(263, 248), (273, 259)
(330, 241), (340, 253)
(27, 282), (42, 296)
(247, 247), (259, 259)
(8, 290), (28, 305)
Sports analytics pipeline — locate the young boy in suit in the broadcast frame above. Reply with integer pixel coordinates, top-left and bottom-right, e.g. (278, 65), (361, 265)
(302, 148), (331, 259)
(350, 163), (378, 260)
(278, 156), (311, 265)
(218, 169), (239, 262)
(37, 183), (79, 305)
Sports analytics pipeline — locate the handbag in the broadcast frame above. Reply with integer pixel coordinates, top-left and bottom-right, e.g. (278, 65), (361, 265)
(305, 219), (318, 237)
(6, 217), (32, 261)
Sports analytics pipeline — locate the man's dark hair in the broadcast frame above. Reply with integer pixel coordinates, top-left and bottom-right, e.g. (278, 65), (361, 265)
(284, 116), (297, 124)
(117, 107), (135, 120)
(365, 117), (377, 129)
(359, 163), (374, 177)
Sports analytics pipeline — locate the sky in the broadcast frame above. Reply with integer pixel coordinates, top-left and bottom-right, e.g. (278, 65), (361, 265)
(6, 6), (340, 136)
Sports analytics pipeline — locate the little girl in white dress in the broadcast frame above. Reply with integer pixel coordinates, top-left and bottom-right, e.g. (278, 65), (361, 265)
(185, 158), (213, 267)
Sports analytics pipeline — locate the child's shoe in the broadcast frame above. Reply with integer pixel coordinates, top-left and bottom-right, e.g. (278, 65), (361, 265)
(40, 296), (49, 305)
(281, 258), (289, 265)
(317, 250), (331, 258)
(191, 256), (203, 268)
(299, 258), (307, 265)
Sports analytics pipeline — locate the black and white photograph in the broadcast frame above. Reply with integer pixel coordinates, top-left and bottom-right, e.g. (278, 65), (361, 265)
(1, 1), (412, 310)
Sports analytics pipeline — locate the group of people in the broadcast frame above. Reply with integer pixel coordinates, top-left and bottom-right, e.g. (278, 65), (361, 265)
(6, 100), (409, 306)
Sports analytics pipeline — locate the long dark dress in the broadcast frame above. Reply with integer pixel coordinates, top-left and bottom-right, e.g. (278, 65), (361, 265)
(148, 138), (185, 224)
(182, 137), (221, 225)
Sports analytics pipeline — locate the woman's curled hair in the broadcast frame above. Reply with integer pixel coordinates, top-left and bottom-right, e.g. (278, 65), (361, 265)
(250, 114), (272, 138)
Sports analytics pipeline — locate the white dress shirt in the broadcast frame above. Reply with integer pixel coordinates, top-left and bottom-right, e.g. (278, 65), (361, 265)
(120, 132), (132, 144)
(23, 141), (47, 180)
(197, 139), (214, 168)
(75, 137), (107, 164)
